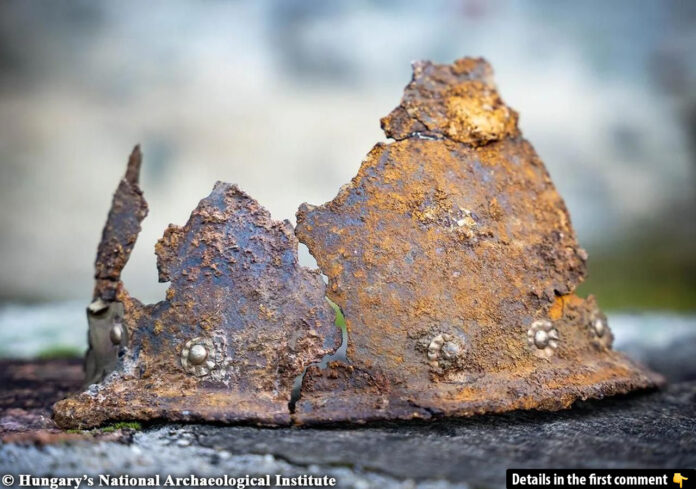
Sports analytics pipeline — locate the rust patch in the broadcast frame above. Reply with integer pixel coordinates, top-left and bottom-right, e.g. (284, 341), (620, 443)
(293, 57), (661, 424)
(381, 58), (519, 146)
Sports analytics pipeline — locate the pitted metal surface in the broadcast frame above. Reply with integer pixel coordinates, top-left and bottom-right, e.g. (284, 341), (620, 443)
(55, 57), (660, 429)
(54, 174), (340, 428)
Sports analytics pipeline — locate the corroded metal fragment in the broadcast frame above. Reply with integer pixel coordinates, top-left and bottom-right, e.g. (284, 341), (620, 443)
(381, 58), (519, 146)
(294, 58), (661, 423)
(56, 57), (660, 429)
(54, 172), (339, 428)
(84, 300), (126, 386)
(85, 146), (146, 385)
(93, 146), (148, 302)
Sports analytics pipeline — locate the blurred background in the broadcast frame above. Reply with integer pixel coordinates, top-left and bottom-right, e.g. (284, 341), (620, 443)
(0, 0), (694, 358)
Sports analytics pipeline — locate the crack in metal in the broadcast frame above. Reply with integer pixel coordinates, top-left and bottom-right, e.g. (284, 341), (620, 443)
(289, 299), (348, 414)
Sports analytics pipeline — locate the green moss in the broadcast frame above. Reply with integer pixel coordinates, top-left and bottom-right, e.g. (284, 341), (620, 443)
(327, 297), (347, 330)
(99, 421), (142, 432)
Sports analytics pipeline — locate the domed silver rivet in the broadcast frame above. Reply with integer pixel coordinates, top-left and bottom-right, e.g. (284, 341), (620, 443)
(188, 344), (208, 365)
(534, 329), (549, 348)
(181, 336), (224, 377)
(110, 323), (123, 345)
(527, 320), (559, 357)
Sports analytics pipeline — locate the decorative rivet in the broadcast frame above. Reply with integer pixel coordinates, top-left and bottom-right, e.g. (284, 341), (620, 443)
(181, 336), (224, 377)
(188, 344), (208, 365)
(593, 317), (606, 337)
(527, 320), (559, 357)
(109, 323), (123, 345)
(588, 312), (613, 349)
(427, 333), (465, 371)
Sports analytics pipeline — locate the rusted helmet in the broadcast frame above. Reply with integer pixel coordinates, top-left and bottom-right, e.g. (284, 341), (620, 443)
(54, 58), (661, 429)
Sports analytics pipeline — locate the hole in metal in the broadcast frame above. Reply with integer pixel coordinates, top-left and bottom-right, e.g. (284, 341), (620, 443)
(298, 242), (328, 284)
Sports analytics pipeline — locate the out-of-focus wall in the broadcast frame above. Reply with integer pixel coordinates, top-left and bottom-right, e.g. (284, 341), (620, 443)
(0, 0), (694, 309)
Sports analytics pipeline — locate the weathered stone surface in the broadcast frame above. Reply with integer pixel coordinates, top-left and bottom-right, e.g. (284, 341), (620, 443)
(193, 383), (696, 486)
(1, 359), (82, 439)
(3, 358), (695, 488)
(0, 358), (130, 444)
(54, 182), (340, 428)
(294, 58), (660, 423)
